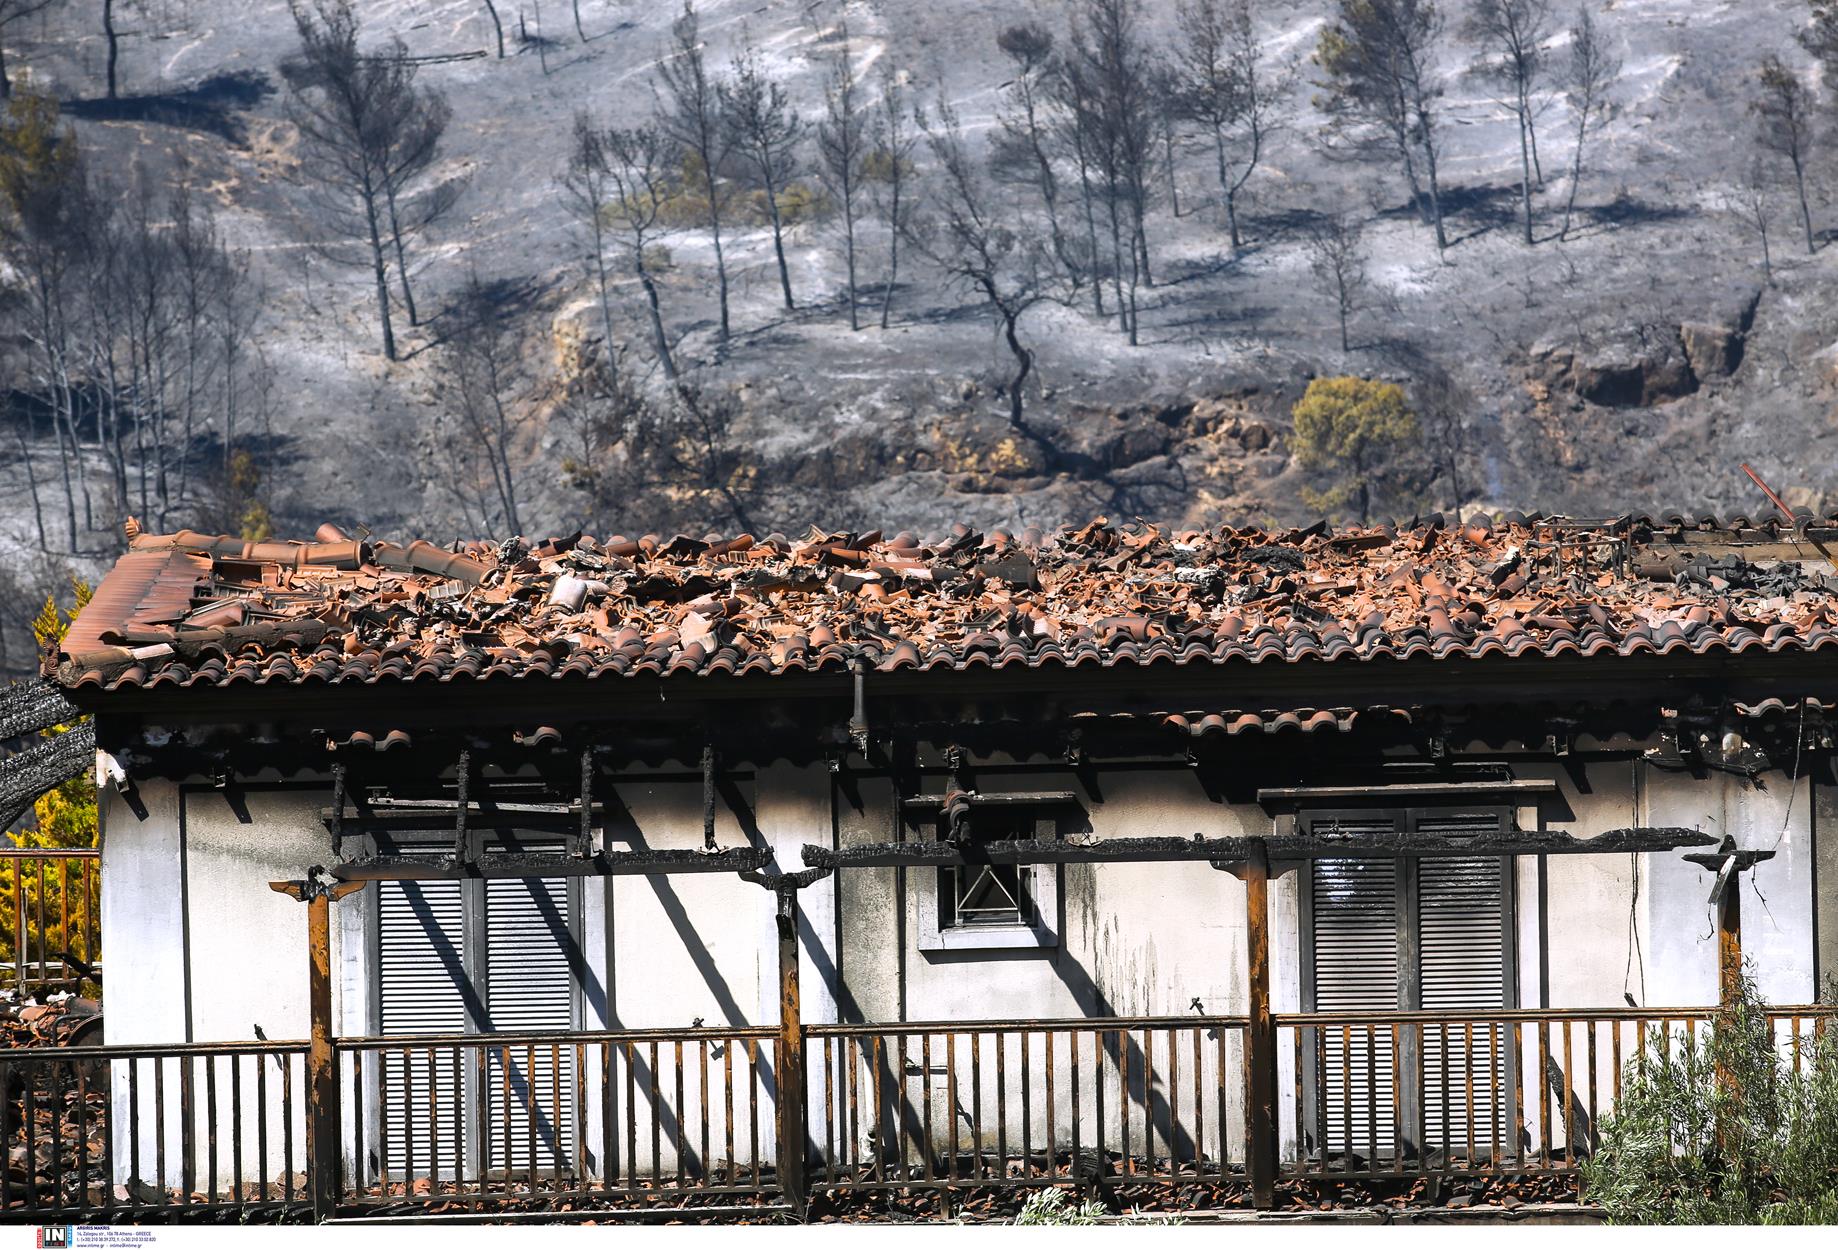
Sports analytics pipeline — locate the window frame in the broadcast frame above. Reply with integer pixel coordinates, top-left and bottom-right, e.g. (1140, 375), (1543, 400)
(1296, 805), (1520, 1014)
(1296, 803), (1521, 1161)
(361, 830), (586, 1179)
(363, 831), (587, 1036)
(916, 810), (1062, 953)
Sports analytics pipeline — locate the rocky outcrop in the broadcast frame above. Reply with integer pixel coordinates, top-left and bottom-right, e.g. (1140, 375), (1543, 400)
(1528, 327), (1698, 408)
(1525, 295), (1759, 410)
(1680, 320), (1742, 381)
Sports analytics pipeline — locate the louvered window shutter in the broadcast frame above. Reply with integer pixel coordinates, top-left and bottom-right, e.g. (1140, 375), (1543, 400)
(1309, 856), (1400, 1159)
(483, 876), (577, 1174)
(1304, 805), (1513, 1164)
(377, 879), (469, 1182)
(1417, 854), (1510, 1154)
(373, 851), (581, 1183)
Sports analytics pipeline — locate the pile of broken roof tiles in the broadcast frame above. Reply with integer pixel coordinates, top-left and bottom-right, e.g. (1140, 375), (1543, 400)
(50, 514), (1838, 692)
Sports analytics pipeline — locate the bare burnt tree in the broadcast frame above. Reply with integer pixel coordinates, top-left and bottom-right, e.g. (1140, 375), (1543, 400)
(376, 63), (457, 328)
(593, 120), (682, 380)
(283, 1), (447, 361)
(1735, 157), (1775, 283)
(662, 381), (756, 531)
(1153, 67), (1184, 219)
(1754, 55), (1818, 255)
(1315, 0), (1450, 255)
(911, 96), (1069, 432)
(654, 1), (734, 342)
(1465, 0), (1551, 245)
(3, 94), (263, 551)
(558, 367), (654, 529)
(722, 32), (805, 312)
(1061, 48), (1131, 334)
(866, 59), (916, 329)
(0, 1), (54, 100)
(166, 175), (240, 517)
(1067, 0), (1157, 343)
(1558, 4), (1618, 241)
(121, 170), (179, 525)
(0, 93), (88, 550)
(1048, 54), (1108, 317)
(816, 19), (867, 330)
(481, 1), (506, 58)
(440, 270), (529, 534)
(560, 110), (621, 385)
(1306, 211), (1369, 352)
(1172, 0), (1274, 251)
(1074, 0), (1156, 291)
(210, 226), (262, 487)
(102, 0), (129, 100)
(559, 373), (755, 534)
(1411, 357), (1472, 512)
(991, 21), (1074, 273)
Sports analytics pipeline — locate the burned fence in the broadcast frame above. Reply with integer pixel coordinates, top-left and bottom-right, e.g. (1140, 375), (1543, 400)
(3, 823), (1832, 1222)
(3, 1008), (1836, 1220)
(1, 849), (101, 996)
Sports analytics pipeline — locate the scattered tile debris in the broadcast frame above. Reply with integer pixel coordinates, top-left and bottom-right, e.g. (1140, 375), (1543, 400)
(2, 993), (105, 1211)
(50, 514), (1838, 692)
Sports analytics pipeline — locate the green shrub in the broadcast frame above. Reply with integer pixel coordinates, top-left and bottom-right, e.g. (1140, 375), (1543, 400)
(1581, 976), (1838, 1224)
(1289, 376), (1420, 524)
(1009, 1188), (1176, 1226)
(1013, 1189), (1108, 1225)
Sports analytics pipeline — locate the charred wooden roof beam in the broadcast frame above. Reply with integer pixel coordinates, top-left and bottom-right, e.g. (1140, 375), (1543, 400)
(801, 826), (1716, 869)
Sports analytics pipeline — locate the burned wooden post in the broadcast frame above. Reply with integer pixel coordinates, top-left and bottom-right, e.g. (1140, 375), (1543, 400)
(1718, 865), (1742, 1011)
(1686, 838), (1774, 1142)
(1684, 839), (1774, 1012)
(1214, 842), (1278, 1209)
(741, 866), (832, 1217)
(1240, 841), (1278, 1210)
(270, 871), (368, 1223)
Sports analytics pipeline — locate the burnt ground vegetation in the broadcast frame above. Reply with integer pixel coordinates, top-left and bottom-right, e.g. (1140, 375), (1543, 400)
(6, 2), (1838, 674)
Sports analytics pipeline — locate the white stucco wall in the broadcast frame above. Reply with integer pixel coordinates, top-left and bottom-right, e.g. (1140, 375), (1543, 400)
(103, 779), (334, 1196)
(95, 747), (1824, 1186)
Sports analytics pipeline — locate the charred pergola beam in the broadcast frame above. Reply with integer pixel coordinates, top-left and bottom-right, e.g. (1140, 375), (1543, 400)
(319, 807), (589, 835)
(800, 826), (1717, 869)
(1255, 779), (1559, 805)
(806, 836), (1245, 867)
(899, 790), (1079, 810)
(329, 847), (771, 881)
(0, 678), (82, 742)
(702, 743), (718, 852)
(0, 720), (96, 831)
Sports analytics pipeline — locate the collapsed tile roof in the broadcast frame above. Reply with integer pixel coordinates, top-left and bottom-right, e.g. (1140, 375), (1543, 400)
(49, 513), (1838, 694)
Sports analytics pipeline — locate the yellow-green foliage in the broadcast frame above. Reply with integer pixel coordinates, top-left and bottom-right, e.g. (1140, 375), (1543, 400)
(6, 579), (99, 983)
(21, 577), (97, 851)
(655, 151), (720, 229)
(1290, 376), (1419, 523)
(775, 180), (829, 225)
(739, 180), (829, 228)
(862, 148), (915, 184)
(0, 90), (78, 220)
(228, 449), (274, 541)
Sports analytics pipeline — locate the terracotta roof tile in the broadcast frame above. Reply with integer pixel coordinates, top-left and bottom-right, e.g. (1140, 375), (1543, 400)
(51, 515), (1838, 694)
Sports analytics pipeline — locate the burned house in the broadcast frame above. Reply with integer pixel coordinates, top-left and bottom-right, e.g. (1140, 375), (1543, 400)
(14, 512), (1838, 1218)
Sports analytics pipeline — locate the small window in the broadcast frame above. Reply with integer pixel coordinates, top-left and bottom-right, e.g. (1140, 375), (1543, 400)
(917, 805), (1060, 952)
(942, 861), (1030, 928)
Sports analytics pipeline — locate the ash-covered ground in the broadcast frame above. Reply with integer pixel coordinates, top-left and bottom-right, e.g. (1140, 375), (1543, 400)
(4, 0), (1838, 641)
